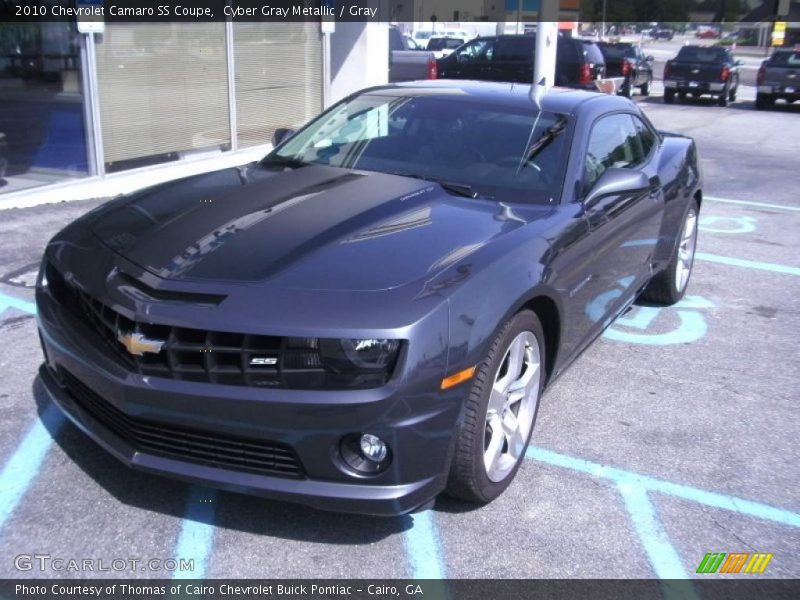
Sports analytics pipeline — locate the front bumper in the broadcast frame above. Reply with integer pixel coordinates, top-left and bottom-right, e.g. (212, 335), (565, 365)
(36, 286), (460, 516)
(664, 80), (726, 94)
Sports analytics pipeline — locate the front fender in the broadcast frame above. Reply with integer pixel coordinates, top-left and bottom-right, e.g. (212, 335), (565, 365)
(438, 231), (557, 376)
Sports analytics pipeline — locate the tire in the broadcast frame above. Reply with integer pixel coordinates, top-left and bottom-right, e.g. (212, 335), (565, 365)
(729, 86), (737, 102)
(678, 91), (687, 101)
(621, 82), (633, 98)
(640, 79), (651, 96)
(755, 93), (773, 110)
(718, 89), (729, 107)
(641, 199), (699, 306)
(446, 310), (545, 504)
(664, 89), (675, 104)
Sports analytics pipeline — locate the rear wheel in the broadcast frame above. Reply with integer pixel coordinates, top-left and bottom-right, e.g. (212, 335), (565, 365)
(678, 91), (687, 101)
(729, 86), (737, 102)
(641, 199), (699, 306)
(718, 88), (729, 106)
(640, 79), (651, 96)
(446, 311), (544, 504)
(664, 89), (675, 104)
(621, 82), (634, 98)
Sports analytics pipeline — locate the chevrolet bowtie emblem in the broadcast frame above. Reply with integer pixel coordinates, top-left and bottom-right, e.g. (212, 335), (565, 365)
(117, 331), (165, 356)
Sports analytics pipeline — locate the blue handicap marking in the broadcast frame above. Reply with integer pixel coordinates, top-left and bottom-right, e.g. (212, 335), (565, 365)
(604, 296), (715, 346)
(699, 215), (757, 234)
(0, 292), (37, 317)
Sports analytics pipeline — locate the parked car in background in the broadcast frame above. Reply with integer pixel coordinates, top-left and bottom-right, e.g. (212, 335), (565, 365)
(437, 34), (606, 90)
(389, 26), (438, 82)
(36, 81), (702, 515)
(411, 30), (435, 48)
(426, 37), (466, 59)
(663, 45), (741, 106)
(756, 48), (800, 109)
(412, 29), (472, 49)
(597, 42), (653, 97)
(652, 28), (675, 41)
(696, 28), (721, 39)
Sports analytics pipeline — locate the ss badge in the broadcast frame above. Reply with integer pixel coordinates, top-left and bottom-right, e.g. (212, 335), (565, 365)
(250, 356), (278, 366)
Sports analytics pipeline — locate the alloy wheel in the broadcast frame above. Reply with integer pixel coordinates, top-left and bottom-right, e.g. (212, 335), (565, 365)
(675, 208), (698, 293)
(483, 331), (541, 482)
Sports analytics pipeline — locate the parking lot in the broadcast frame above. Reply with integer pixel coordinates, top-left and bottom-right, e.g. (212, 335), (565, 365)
(0, 84), (798, 582)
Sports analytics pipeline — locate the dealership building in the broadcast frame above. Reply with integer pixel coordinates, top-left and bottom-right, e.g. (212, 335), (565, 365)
(0, 14), (389, 205)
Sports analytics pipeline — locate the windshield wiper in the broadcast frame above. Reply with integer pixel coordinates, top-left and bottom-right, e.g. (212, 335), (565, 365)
(517, 117), (568, 174)
(438, 181), (480, 199)
(260, 155), (309, 169)
(387, 171), (480, 199)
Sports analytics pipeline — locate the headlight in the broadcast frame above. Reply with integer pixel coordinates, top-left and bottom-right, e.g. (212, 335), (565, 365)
(319, 338), (401, 372)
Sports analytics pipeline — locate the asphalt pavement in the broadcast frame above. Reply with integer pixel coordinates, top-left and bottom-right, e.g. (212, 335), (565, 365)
(0, 89), (798, 582)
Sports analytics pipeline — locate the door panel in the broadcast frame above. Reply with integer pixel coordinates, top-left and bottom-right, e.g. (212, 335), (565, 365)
(565, 113), (664, 355)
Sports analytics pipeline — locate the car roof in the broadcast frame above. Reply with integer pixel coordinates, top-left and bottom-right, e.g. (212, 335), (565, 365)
(362, 80), (632, 115)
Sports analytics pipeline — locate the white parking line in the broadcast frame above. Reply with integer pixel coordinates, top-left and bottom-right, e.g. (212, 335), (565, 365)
(704, 196), (800, 212)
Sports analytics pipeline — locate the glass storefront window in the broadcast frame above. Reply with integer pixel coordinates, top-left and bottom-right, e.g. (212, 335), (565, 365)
(234, 23), (322, 148)
(0, 21), (89, 194)
(95, 23), (231, 173)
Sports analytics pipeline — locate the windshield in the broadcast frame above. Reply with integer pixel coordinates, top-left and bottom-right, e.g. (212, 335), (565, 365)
(676, 46), (727, 63)
(268, 94), (569, 204)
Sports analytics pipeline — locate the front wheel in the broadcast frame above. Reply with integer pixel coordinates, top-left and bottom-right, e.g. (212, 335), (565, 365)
(641, 199), (699, 305)
(446, 311), (545, 504)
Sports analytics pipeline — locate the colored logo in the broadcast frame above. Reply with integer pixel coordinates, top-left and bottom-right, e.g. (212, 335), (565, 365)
(117, 331), (165, 356)
(696, 552), (773, 574)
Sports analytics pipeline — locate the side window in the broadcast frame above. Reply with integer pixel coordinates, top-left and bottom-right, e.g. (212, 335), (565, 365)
(495, 38), (533, 61)
(455, 39), (495, 63)
(633, 116), (657, 158)
(584, 114), (645, 192)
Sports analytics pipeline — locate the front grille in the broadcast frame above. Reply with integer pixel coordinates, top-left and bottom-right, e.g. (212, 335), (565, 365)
(46, 262), (388, 389)
(60, 369), (305, 478)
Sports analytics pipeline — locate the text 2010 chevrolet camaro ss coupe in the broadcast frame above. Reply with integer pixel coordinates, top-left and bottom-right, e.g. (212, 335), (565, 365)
(36, 82), (701, 516)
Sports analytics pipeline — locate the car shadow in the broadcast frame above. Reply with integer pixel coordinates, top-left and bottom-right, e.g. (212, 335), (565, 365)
(32, 376), (412, 543)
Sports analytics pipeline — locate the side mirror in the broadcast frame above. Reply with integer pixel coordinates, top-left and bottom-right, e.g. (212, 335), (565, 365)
(734, 59), (744, 66)
(583, 167), (650, 208)
(645, 55), (654, 62)
(272, 127), (296, 147)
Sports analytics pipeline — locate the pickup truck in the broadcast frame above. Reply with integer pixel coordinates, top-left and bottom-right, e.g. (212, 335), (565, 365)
(597, 41), (654, 97)
(756, 48), (800, 110)
(389, 26), (437, 83)
(663, 45), (741, 107)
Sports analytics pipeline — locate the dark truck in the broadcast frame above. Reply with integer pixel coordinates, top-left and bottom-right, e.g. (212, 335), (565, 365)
(663, 45), (741, 106)
(436, 34), (607, 90)
(756, 48), (800, 110)
(597, 41), (654, 97)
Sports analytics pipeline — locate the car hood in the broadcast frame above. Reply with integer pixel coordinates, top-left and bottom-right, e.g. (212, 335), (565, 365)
(90, 163), (550, 292)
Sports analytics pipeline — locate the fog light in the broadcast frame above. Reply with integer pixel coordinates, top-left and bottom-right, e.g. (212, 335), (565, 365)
(339, 433), (391, 475)
(360, 434), (387, 463)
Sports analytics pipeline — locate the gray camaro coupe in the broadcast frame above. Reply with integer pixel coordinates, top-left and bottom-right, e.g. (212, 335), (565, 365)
(36, 81), (701, 515)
